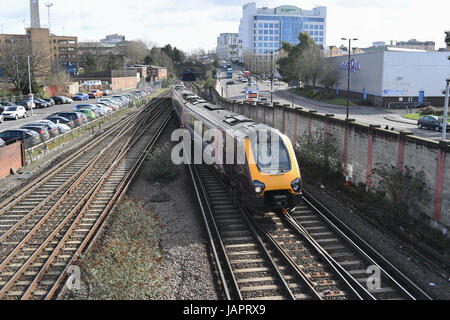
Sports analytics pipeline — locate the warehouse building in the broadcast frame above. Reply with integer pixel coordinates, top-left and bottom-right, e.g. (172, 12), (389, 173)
(326, 50), (450, 107)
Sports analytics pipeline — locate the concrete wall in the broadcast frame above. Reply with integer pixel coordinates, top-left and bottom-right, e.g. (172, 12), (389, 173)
(0, 141), (24, 179)
(212, 88), (450, 230)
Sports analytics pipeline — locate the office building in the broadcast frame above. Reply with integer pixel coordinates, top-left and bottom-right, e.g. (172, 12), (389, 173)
(216, 33), (239, 61)
(238, 2), (327, 59)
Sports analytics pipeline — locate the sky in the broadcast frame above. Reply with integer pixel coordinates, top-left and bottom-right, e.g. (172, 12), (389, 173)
(0, 0), (449, 52)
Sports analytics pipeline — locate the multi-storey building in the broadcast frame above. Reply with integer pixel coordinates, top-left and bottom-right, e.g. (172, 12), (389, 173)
(216, 33), (240, 62)
(238, 2), (327, 59)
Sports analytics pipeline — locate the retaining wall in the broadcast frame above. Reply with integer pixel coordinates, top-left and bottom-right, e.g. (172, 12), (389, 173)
(211, 89), (450, 230)
(0, 141), (25, 179)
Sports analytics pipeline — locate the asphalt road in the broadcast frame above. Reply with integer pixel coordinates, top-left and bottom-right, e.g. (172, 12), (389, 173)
(217, 70), (446, 141)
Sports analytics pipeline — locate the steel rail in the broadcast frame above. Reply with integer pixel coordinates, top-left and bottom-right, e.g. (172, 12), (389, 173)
(301, 188), (433, 300)
(0, 99), (170, 299)
(42, 102), (173, 300)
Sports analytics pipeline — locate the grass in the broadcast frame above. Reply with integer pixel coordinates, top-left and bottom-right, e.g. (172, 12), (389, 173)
(403, 113), (421, 120)
(322, 97), (357, 107)
(64, 197), (165, 300)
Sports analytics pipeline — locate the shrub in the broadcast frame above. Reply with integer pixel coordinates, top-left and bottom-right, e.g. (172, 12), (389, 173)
(419, 106), (440, 115)
(295, 128), (341, 182)
(370, 164), (431, 225)
(146, 143), (181, 183)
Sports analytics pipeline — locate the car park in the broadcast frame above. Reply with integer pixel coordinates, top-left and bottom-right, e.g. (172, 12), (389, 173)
(417, 116), (449, 132)
(1, 106), (27, 120)
(73, 93), (89, 101)
(21, 123), (51, 142)
(77, 108), (96, 121)
(45, 116), (75, 129)
(0, 129), (41, 148)
(51, 112), (87, 127)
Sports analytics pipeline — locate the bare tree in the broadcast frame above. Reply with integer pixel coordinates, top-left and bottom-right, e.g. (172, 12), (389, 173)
(299, 45), (323, 90)
(319, 61), (340, 90)
(0, 38), (51, 93)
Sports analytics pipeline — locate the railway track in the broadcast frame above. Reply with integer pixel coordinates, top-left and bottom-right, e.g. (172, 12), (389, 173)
(0, 93), (172, 300)
(188, 164), (432, 300)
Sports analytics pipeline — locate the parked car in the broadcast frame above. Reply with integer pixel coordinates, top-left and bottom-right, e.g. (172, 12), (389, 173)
(33, 120), (61, 137)
(96, 104), (113, 114)
(42, 98), (55, 106)
(15, 99), (34, 111)
(0, 138), (4, 148)
(21, 123), (51, 142)
(1, 106), (27, 120)
(101, 98), (125, 108)
(417, 116), (449, 132)
(35, 99), (51, 108)
(54, 122), (71, 133)
(226, 81), (235, 85)
(33, 100), (46, 109)
(50, 96), (66, 105)
(89, 90), (103, 99)
(0, 129), (41, 148)
(0, 102), (16, 108)
(60, 96), (74, 104)
(97, 101), (119, 111)
(73, 104), (100, 116)
(50, 112), (87, 127)
(76, 108), (96, 121)
(73, 93), (89, 101)
(46, 116), (75, 129)
(0, 114), (3, 124)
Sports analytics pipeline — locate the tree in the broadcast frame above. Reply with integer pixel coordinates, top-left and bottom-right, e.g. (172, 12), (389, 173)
(320, 61), (341, 89)
(0, 38), (51, 94)
(300, 44), (323, 90)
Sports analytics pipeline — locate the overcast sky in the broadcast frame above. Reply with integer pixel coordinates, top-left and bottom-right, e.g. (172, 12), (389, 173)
(0, 0), (449, 52)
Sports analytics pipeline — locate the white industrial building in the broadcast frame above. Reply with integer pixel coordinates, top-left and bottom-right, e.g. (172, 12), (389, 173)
(326, 51), (450, 107)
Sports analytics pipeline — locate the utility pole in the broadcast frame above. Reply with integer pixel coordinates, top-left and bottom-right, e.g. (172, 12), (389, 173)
(341, 37), (358, 119)
(45, 2), (53, 33)
(443, 78), (450, 140)
(27, 56), (34, 117)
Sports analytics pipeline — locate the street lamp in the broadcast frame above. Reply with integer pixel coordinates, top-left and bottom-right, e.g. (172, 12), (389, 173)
(341, 37), (358, 119)
(45, 3), (53, 34)
(269, 48), (281, 103)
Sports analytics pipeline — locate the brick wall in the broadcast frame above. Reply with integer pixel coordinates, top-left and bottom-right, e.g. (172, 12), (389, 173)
(212, 89), (450, 230)
(0, 141), (24, 179)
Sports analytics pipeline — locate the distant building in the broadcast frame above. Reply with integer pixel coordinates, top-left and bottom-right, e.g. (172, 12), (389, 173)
(0, 1), (78, 77)
(238, 2), (327, 60)
(148, 65), (167, 82)
(363, 39), (436, 53)
(71, 69), (139, 91)
(216, 33), (239, 61)
(100, 34), (126, 45)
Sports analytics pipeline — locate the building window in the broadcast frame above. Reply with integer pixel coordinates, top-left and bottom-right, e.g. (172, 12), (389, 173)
(269, 30), (273, 34)
(314, 31), (318, 35)
(320, 31), (323, 36)
(258, 49), (263, 54)
(275, 24), (279, 28)
(264, 23), (268, 28)
(275, 36), (279, 41)
(264, 30), (268, 34)
(259, 23), (262, 28)
(315, 25), (319, 29)
(309, 31), (313, 35)
(264, 36), (268, 41)
(314, 37), (318, 42)
(258, 43), (262, 47)
(269, 23), (273, 28)
(304, 24), (308, 29)
(258, 36), (263, 40)
(319, 38), (323, 42)
(264, 43), (268, 47)
(269, 36), (273, 41)
(259, 30), (263, 34)
(320, 25), (323, 29)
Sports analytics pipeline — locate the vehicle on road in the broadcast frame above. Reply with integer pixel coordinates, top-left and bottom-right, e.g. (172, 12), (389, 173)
(51, 112), (87, 127)
(77, 108), (97, 121)
(73, 93), (89, 101)
(46, 116), (75, 129)
(417, 116), (449, 132)
(89, 90), (103, 99)
(1, 106), (27, 120)
(21, 123), (51, 142)
(0, 129), (41, 148)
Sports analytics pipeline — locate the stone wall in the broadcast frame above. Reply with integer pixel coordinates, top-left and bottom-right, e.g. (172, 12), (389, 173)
(0, 141), (25, 179)
(211, 88), (450, 230)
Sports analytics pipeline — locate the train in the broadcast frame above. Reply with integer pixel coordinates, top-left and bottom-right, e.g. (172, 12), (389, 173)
(171, 81), (302, 214)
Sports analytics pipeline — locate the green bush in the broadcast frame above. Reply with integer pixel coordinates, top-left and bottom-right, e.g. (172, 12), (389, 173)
(146, 143), (181, 183)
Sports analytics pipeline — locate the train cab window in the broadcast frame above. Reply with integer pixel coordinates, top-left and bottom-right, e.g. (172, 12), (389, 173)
(253, 138), (291, 173)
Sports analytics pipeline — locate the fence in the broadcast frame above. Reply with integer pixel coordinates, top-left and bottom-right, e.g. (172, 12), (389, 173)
(23, 94), (152, 165)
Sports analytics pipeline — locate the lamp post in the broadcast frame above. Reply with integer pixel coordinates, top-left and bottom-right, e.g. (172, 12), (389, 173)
(269, 48), (280, 103)
(45, 3), (53, 34)
(443, 78), (450, 140)
(341, 37), (358, 119)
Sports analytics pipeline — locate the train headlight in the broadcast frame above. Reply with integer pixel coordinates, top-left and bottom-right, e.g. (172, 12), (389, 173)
(253, 180), (266, 195)
(291, 178), (302, 193)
